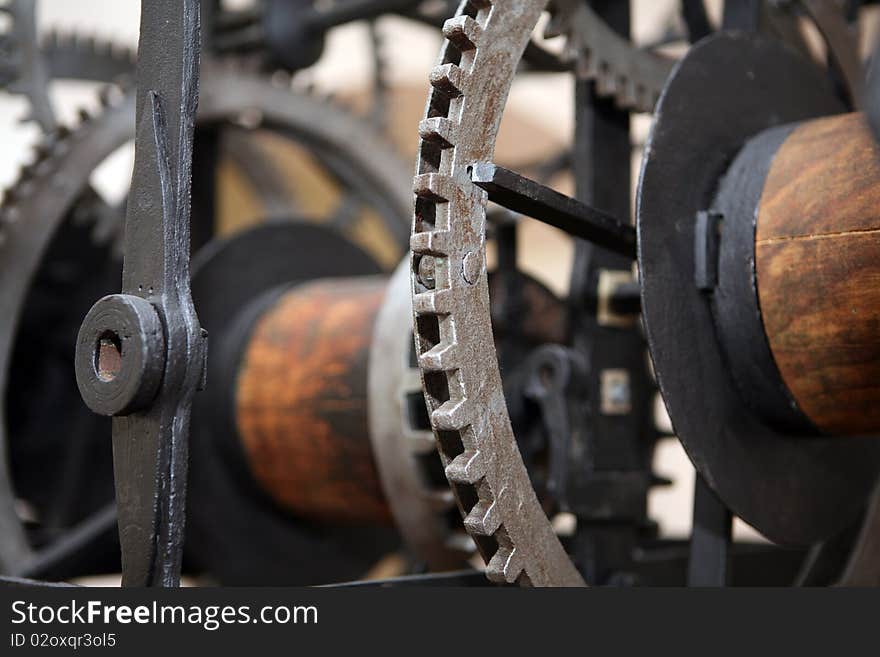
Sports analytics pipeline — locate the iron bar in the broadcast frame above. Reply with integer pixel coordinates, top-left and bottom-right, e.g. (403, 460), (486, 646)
(469, 162), (636, 259)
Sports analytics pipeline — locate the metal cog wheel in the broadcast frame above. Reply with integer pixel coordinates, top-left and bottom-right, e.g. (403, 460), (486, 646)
(369, 261), (476, 571)
(0, 0), (136, 136)
(412, 0), (584, 587)
(546, 0), (672, 112)
(0, 90), (132, 574)
(0, 64), (416, 580)
(410, 0), (868, 587)
(40, 30), (135, 85)
(0, 0), (55, 130)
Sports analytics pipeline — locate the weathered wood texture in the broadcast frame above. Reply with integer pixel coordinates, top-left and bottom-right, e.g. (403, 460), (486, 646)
(756, 112), (880, 435)
(236, 277), (393, 523)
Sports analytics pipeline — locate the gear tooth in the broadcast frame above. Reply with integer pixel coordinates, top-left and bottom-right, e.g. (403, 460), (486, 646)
(432, 398), (468, 430)
(442, 15), (482, 51)
(413, 172), (451, 202)
(445, 449), (485, 485)
(413, 172), (475, 207)
(580, 49), (598, 79)
(596, 65), (616, 96)
(463, 498), (501, 536)
(632, 84), (647, 113)
(429, 63), (466, 98)
(419, 341), (458, 372)
(412, 288), (451, 314)
(410, 229), (451, 256)
(486, 546), (524, 584)
(618, 78), (637, 109)
(418, 116), (456, 149)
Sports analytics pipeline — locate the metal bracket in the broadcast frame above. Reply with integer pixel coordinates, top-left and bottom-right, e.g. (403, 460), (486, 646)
(694, 210), (722, 292)
(74, 0), (204, 587)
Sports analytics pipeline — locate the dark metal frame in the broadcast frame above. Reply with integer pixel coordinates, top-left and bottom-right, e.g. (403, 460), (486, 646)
(74, 0), (206, 587)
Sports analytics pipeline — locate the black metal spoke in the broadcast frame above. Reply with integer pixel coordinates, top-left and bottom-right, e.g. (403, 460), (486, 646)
(682, 0), (712, 42)
(722, 0), (762, 31)
(16, 505), (118, 581)
(688, 474), (732, 586)
(469, 163), (636, 259)
(492, 215), (523, 364)
(223, 128), (297, 219)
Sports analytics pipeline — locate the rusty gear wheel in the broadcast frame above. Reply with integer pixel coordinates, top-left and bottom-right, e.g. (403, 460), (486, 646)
(410, 0), (865, 587)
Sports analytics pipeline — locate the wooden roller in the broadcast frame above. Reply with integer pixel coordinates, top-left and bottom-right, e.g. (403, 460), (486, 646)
(235, 277), (394, 524)
(755, 112), (880, 435)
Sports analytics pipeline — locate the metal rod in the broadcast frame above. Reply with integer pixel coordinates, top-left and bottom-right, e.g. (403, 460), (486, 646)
(469, 162), (636, 259)
(688, 474), (732, 586)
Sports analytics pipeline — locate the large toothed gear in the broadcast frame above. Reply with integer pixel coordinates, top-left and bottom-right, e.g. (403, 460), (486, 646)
(0, 0), (55, 130)
(0, 0), (137, 134)
(410, 0), (867, 588)
(546, 0), (672, 112)
(40, 30), (135, 85)
(369, 261), (477, 572)
(412, 0), (584, 587)
(0, 64), (416, 580)
(0, 90), (133, 573)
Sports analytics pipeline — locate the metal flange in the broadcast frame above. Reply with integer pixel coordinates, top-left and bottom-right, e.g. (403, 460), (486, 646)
(637, 32), (880, 546)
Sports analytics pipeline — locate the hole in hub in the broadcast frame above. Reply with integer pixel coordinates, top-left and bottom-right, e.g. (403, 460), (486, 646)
(95, 331), (122, 383)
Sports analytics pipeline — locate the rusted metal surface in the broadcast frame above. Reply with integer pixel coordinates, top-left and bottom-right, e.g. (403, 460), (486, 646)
(369, 260), (568, 571)
(236, 277), (393, 525)
(411, 0), (585, 586)
(369, 262), (472, 570)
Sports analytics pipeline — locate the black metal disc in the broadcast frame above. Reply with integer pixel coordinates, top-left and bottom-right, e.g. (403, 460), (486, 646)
(637, 32), (880, 546)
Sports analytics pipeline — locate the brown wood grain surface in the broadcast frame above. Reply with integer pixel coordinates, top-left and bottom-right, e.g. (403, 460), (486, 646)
(756, 112), (880, 434)
(236, 277), (393, 523)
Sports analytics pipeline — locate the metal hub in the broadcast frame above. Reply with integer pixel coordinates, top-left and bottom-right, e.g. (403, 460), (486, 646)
(637, 32), (880, 546)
